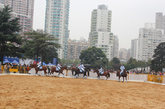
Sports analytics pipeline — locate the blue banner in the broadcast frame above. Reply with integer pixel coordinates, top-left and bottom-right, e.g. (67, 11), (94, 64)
(53, 58), (57, 65)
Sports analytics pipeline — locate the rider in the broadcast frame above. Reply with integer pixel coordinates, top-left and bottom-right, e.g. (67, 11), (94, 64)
(56, 63), (62, 71)
(37, 61), (42, 69)
(120, 64), (125, 75)
(78, 63), (85, 73)
(99, 66), (104, 74)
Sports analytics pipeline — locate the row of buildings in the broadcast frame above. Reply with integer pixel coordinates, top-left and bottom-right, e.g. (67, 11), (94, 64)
(0, 0), (119, 61)
(131, 13), (165, 62)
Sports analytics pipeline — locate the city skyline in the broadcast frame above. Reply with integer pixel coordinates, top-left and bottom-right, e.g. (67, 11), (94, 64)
(33, 0), (165, 49)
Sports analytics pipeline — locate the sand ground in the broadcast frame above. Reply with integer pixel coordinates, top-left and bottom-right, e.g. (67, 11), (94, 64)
(0, 75), (165, 109)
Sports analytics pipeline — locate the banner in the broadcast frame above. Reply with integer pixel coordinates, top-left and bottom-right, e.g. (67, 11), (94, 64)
(53, 58), (58, 65)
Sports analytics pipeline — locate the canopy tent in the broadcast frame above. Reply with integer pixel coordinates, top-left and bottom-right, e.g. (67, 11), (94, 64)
(42, 62), (47, 66)
(47, 63), (54, 66)
(12, 60), (19, 64)
(3, 59), (10, 64)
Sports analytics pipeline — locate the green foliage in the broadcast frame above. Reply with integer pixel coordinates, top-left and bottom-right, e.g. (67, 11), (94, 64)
(109, 57), (120, 70)
(79, 46), (108, 68)
(22, 31), (60, 63)
(125, 58), (150, 70)
(0, 6), (22, 65)
(151, 42), (165, 72)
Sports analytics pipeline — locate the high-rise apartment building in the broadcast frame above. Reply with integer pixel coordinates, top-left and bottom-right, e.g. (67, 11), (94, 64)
(67, 39), (88, 60)
(113, 35), (119, 58)
(0, 0), (34, 32)
(89, 5), (114, 61)
(45, 0), (70, 59)
(138, 23), (165, 61)
(155, 12), (165, 32)
(131, 39), (138, 59)
(119, 48), (128, 62)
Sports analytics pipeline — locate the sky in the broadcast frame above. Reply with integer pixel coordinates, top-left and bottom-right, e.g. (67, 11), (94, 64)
(33, 0), (165, 49)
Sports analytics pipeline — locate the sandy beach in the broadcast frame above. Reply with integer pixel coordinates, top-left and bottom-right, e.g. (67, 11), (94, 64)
(0, 75), (165, 109)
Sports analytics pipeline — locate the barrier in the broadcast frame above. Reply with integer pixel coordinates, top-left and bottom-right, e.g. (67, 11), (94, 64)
(147, 74), (163, 83)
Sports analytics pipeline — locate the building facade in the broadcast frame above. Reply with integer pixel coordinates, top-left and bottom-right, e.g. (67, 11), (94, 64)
(155, 12), (165, 32)
(138, 23), (165, 61)
(89, 5), (115, 61)
(113, 35), (119, 58)
(45, 0), (70, 59)
(67, 39), (88, 60)
(131, 39), (138, 59)
(119, 48), (128, 62)
(0, 0), (34, 32)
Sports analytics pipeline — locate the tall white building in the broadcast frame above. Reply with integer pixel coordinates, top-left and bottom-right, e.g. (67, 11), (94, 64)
(138, 23), (165, 61)
(45, 0), (70, 59)
(67, 39), (88, 60)
(113, 35), (119, 58)
(0, 0), (34, 33)
(155, 12), (165, 32)
(131, 39), (138, 59)
(89, 5), (115, 61)
(119, 48), (128, 62)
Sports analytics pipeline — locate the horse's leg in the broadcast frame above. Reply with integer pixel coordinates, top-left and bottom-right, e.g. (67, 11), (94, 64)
(126, 76), (127, 82)
(106, 75), (108, 80)
(123, 76), (124, 83)
(36, 69), (38, 75)
(88, 71), (90, 77)
(118, 76), (120, 82)
(72, 71), (74, 76)
(44, 69), (47, 76)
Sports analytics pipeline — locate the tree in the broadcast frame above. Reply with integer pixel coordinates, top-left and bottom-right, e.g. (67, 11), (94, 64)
(79, 46), (108, 68)
(125, 58), (137, 70)
(0, 6), (22, 65)
(151, 42), (165, 72)
(109, 57), (120, 70)
(22, 31), (60, 63)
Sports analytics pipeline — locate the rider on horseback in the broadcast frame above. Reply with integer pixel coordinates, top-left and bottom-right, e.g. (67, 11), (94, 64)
(120, 64), (125, 75)
(78, 63), (85, 73)
(56, 63), (62, 71)
(99, 66), (104, 74)
(37, 61), (42, 70)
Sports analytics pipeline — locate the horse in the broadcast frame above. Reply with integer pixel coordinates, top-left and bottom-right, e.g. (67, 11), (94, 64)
(30, 64), (47, 75)
(50, 65), (68, 76)
(71, 66), (90, 77)
(116, 69), (129, 82)
(93, 69), (110, 80)
(73, 67), (87, 78)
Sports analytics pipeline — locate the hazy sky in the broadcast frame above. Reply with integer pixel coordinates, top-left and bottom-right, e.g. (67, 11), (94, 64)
(33, 0), (165, 49)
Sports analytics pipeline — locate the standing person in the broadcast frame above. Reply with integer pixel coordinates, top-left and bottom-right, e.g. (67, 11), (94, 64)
(120, 64), (125, 75)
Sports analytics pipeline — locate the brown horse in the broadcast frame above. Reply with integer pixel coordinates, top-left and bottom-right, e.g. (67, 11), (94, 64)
(93, 69), (110, 80)
(50, 65), (68, 76)
(116, 69), (129, 82)
(30, 64), (47, 75)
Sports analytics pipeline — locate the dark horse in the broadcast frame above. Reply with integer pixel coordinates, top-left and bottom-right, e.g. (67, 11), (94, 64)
(93, 69), (110, 80)
(71, 66), (90, 77)
(116, 69), (129, 82)
(30, 64), (47, 75)
(72, 67), (87, 78)
(50, 66), (68, 76)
